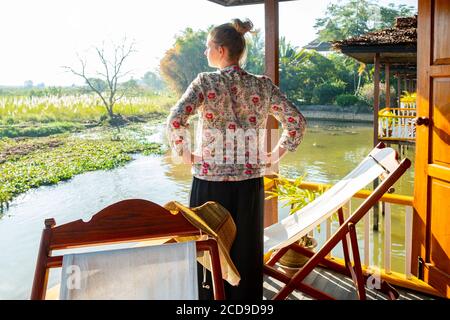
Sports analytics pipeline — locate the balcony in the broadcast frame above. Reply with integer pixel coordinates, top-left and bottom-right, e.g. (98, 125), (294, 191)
(262, 177), (441, 299)
(378, 98), (417, 144)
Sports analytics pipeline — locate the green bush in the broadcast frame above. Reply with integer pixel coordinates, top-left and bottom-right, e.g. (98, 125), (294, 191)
(311, 83), (345, 105)
(357, 82), (396, 109)
(336, 94), (360, 107)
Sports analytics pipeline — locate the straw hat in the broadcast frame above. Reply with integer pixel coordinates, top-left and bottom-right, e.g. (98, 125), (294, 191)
(163, 200), (241, 286)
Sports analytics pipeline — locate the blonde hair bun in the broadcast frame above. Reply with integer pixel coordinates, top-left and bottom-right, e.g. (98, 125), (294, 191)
(231, 18), (254, 35)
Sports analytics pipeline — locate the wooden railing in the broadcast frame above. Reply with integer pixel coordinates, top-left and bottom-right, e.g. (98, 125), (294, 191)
(378, 106), (416, 142)
(263, 178), (441, 297)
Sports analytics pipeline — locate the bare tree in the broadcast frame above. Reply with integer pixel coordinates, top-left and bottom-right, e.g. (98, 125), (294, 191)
(64, 38), (136, 127)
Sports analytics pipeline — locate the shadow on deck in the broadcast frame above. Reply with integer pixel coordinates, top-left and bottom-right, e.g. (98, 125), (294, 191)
(263, 266), (434, 300)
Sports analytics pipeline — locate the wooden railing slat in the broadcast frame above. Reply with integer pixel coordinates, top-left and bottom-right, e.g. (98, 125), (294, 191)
(384, 202), (392, 274)
(405, 206), (413, 279)
(364, 209), (370, 266)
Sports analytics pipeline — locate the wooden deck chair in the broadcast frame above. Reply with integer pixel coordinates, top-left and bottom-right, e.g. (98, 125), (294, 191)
(264, 142), (411, 300)
(30, 199), (225, 300)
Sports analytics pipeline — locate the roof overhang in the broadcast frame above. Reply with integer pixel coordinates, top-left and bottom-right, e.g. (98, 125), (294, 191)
(339, 45), (417, 65)
(207, 0), (295, 6)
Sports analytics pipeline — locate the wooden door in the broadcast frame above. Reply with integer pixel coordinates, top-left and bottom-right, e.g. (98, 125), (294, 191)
(412, 0), (450, 298)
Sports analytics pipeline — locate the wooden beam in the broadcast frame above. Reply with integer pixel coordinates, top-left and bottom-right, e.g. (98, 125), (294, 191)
(264, 0), (279, 227)
(265, 0), (279, 84)
(207, 0), (296, 7)
(385, 63), (390, 109)
(374, 53), (380, 146)
(373, 53), (381, 231)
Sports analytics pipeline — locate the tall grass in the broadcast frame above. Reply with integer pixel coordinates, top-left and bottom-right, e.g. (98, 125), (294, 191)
(0, 94), (176, 124)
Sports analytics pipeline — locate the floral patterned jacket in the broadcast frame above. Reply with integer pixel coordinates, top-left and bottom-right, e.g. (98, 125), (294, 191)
(166, 64), (306, 181)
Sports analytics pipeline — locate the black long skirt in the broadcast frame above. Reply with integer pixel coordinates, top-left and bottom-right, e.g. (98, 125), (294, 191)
(189, 176), (265, 300)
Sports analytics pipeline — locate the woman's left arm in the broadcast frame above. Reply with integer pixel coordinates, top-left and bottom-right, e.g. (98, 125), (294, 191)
(166, 74), (204, 161)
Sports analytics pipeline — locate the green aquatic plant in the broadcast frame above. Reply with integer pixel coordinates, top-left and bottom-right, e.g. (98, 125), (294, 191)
(0, 137), (163, 206)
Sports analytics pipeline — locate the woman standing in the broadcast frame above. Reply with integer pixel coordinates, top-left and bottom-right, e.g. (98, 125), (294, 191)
(166, 18), (306, 300)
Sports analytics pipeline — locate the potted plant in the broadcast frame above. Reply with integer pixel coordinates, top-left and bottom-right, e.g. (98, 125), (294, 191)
(265, 174), (325, 272)
(378, 109), (395, 137)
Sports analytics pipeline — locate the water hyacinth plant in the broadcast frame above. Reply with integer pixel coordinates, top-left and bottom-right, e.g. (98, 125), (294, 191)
(0, 136), (163, 208)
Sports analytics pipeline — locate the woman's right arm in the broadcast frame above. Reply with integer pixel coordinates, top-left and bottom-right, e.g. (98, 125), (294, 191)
(166, 74), (204, 159)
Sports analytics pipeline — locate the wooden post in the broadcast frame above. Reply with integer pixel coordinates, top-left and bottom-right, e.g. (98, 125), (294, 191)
(385, 63), (390, 109)
(373, 53), (381, 231)
(31, 219), (56, 300)
(265, 0), (279, 85)
(397, 73), (402, 107)
(264, 0), (279, 227)
(373, 54), (380, 147)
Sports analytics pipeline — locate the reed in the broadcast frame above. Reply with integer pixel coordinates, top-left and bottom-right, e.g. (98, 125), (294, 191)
(0, 94), (175, 124)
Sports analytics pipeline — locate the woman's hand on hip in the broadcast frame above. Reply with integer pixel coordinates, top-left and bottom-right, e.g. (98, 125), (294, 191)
(182, 149), (202, 165)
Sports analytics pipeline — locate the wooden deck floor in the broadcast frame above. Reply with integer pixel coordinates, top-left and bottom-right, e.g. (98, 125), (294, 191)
(263, 266), (434, 300)
(46, 265), (433, 300)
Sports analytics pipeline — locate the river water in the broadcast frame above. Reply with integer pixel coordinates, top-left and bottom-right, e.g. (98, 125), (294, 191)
(0, 120), (415, 299)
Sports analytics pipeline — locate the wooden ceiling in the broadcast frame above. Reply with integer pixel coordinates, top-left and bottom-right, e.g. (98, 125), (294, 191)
(207, 0), (295, 6)
(340, 46), (417, 65)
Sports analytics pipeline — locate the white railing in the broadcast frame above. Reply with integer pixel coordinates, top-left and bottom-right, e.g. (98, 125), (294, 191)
(400, 101), (416, 109)
(404, 205), (413, 279)
(316, 198), (414, 280)
(265, 178), (421, 292)
(378, 106), (417, 141)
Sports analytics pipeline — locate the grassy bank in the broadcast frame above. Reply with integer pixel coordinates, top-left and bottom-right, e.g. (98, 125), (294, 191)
(0, 121), (85, 138)
(0, 110), (167, 138)
(0, 130), (165, 207)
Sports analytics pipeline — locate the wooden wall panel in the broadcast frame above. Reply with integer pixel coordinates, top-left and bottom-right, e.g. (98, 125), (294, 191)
(429, 178), (450, 275)
(431, 78), (450, 166)
(433, 0), (450, 64)
(414, 0), (450, 298)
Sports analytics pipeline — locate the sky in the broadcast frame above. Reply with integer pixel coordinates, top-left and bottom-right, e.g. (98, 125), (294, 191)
(0, 0), (417, 86)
